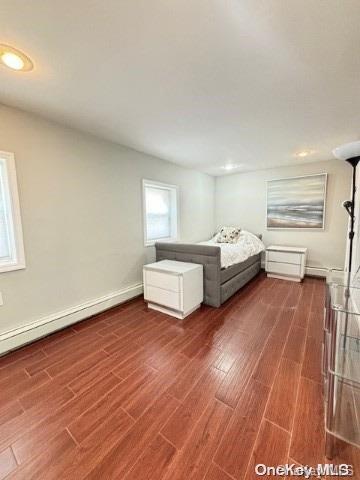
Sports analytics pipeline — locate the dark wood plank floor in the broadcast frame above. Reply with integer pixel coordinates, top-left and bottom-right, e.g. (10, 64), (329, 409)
(0, 274), (358, 479)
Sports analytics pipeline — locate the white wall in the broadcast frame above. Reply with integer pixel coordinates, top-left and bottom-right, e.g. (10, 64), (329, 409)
(0, 105), (215, 344)
(215, 160), (351, 273)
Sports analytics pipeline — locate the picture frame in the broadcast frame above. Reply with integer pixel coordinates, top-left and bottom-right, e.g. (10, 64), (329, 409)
(266, 173), (328, 230)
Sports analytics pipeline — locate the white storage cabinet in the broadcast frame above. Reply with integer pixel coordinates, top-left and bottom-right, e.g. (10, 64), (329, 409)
(143, 260), (203, 319)
(265, 245), (307, 282)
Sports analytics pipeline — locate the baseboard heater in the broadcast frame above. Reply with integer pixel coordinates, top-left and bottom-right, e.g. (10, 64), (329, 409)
(0, 283), (143, 356)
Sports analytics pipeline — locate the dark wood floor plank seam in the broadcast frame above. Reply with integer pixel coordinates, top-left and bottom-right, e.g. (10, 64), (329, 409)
(25, 331), (113, 376)
(83, 394), (180, 479)
(288, 336), (307, 456)
(205, 462), (237, 480)
(122, 355), (190, 420)
(44, 335), (117, 378)
(252, 306), (296, 387)
(213, 298), (279, 409)
(244, 419), (290, 479)
(264, 357), (301, 432)
(7, 429), (77, 479)
(162, 399), (233, 480)
(65, 427), (80, 446)
(161, 367), (228, 449)
(237, 349), (292, 478)
(289, 376), (325, 466)
(0, 445), (18, 479)
(6, 374), (121, 462)
(213, 380), (271, 479)
(122, 434), (177, 480)
(41, 406), (136, 479)
(158, 432), (178, 452)
(0, 401), (25, 429)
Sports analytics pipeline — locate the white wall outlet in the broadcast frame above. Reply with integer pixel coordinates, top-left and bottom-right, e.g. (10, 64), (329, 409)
(0, 292), (3, 306)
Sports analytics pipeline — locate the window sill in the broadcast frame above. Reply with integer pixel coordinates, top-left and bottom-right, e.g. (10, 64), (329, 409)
(0, 262), (26, 274)
(145, 238), (177, 248)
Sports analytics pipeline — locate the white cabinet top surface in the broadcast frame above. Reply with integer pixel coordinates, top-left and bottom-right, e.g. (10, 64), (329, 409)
(144, 260), (202, 274)
(267, 245), (308, 254)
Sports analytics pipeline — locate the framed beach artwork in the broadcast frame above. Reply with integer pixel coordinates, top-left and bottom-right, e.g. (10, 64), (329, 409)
(266, 173), (327, 229)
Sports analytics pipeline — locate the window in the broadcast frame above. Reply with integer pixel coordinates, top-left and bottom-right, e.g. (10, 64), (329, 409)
(0, 151), (25, 273)
(143, 179), (178, 246)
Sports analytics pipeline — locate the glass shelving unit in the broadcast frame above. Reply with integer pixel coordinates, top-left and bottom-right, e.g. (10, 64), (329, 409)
(324, 272), (360, 457)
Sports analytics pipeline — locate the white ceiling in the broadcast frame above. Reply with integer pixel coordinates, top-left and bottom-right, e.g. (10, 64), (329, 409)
(1, 0), (360, 176)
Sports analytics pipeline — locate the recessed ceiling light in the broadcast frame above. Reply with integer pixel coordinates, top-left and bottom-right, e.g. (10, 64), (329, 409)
(0, 44), (33, 72)
(221, 164), (242, 171)
(295, 149), (315, 158)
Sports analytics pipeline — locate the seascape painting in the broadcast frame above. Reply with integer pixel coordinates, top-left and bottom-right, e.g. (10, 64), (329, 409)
(267, 174), (327, 229)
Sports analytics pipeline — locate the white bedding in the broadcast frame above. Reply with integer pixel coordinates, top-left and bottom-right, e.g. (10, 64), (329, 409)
(199, 230), (265, 269)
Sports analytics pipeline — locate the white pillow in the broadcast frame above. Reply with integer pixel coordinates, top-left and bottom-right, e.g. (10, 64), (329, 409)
(216, 226), (241, 244)
(238, 230), (265, 253)
(239, 229), (259, 240)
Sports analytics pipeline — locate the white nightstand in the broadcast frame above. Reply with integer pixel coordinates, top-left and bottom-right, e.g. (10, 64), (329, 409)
(265, 245), (307, 282)
(143, 260), (203, 319)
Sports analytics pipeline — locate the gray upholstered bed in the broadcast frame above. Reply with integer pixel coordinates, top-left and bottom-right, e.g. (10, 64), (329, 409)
(155, 240), (261, 308)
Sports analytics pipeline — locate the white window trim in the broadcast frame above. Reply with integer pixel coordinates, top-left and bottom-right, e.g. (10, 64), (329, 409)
(142, 179), (179, 247)
(0, 151), (26, 273)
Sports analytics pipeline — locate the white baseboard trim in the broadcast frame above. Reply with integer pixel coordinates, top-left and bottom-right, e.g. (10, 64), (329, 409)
(0, 283), (143, 356)
(261, 261), (327, 278)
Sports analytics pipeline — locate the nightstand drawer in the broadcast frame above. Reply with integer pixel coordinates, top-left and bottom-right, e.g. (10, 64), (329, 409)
(144, 270), (180, 292)
(267, 250), (302, 265)
(145, 285), (181, 310)
(266, 261), (300, 277)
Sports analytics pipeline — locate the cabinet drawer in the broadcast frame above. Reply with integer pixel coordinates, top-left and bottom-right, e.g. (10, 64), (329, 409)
(145, 285), (181, 310)
(266, 261), (300, 277)
(267, 250), (302, 265)
(144, 270), (180, 292)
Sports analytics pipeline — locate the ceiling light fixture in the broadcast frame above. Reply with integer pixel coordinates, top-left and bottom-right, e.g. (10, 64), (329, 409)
(221, 164), (241, 171)
(0, 44), (33, 72)
(295, 149), (315, 158)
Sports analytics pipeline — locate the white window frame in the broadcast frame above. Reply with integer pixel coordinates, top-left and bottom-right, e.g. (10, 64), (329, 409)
(142, 179), (179, 247)
(0, 151), (26, 273)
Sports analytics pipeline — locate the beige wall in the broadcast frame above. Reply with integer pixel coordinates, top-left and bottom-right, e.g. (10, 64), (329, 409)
(215, 160), (351, 272)
(0, 105), (215, 335)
